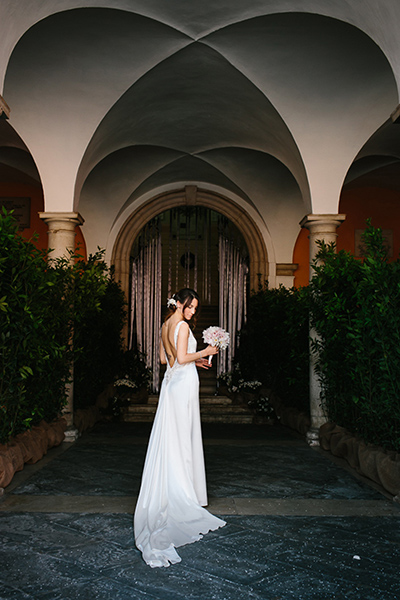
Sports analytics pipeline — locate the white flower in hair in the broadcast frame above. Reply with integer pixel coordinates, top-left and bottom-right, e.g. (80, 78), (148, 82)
(167, 297), (177, 308)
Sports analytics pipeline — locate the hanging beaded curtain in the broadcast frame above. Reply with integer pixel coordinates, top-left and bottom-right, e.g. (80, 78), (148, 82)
(202, 208), (212, 305)
(218, 221), (249, 376)
(130, 207), (247, 389)
(130, 220), (162, 392)
(168, 207), (202, 297)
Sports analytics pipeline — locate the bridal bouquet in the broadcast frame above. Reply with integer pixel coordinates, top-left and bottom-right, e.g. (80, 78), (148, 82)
(202, 326), (230, 364)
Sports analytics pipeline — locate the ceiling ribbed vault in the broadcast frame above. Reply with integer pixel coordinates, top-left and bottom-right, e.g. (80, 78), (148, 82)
(1, 1), (399, 262)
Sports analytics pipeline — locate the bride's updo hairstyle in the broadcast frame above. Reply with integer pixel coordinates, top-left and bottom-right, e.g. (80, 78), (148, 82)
(165, 288), (200, 328)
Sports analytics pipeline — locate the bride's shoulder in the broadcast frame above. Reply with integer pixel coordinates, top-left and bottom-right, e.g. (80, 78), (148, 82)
(174, 320), (189, 339)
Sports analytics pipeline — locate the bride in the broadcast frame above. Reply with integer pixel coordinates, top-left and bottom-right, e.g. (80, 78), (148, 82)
(134, 288), (226, 567)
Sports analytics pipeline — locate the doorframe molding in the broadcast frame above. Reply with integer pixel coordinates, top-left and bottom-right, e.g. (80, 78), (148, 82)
(111, 186), (269, 343)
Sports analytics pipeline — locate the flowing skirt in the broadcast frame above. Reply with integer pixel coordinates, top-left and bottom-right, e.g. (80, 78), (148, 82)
(134, 362), (226, 567)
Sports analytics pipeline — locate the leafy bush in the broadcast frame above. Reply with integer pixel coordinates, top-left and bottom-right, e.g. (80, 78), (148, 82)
(235, 284), (310, 413)
(0, 210), (126, 442)
(71, 254), (127, 409)
(0, 210), (71, 442)
(309, 222), (400, 451)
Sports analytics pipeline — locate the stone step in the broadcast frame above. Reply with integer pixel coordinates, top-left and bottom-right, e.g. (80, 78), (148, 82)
(200, 385), (218, 395)
(122, 394), (254, 423)
(200, 395), (232, 405)
(125, 404), (250, 415)
(200, 414), (254, 424)
(148, 394), (233, 406)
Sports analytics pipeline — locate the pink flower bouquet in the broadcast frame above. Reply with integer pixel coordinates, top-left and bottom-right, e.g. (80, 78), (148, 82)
(202, 326), (230, 364)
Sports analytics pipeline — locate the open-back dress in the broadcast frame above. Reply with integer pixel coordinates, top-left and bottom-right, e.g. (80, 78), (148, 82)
(134, 320), (226, 567)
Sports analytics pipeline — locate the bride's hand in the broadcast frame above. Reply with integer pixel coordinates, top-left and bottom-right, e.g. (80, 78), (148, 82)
(195, 358), (211, 369)
(206, 345), (218, 356)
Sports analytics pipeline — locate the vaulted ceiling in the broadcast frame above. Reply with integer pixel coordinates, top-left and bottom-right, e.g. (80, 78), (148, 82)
(1, 1), (400, 258)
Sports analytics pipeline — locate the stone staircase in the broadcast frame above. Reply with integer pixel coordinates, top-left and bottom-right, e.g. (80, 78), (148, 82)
(121, 394), (254, 424)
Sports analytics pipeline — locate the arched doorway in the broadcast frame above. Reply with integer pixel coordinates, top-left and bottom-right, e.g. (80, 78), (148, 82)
(129, 206), (249, 391)
(111, 187), (269, 389)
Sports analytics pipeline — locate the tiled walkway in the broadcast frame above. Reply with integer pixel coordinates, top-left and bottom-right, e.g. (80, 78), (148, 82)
(0, 422), (399, 599)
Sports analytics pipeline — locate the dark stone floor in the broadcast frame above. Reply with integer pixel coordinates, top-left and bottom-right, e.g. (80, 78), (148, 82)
(0, 422), (399, 599)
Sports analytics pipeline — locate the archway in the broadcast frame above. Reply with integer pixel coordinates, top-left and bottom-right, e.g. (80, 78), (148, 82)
(112, 186), (269, 323)
(112, 186), (269, 391)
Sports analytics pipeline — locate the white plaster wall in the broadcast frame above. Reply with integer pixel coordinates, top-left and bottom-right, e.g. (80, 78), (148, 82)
(0, 1), (399, 247)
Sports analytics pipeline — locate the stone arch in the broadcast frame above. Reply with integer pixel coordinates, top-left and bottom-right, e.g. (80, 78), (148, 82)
(111, 186), (269, 340)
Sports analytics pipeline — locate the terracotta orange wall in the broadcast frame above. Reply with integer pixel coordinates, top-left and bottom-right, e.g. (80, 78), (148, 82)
(337, 187), (400, 258)
(0, 183), (86, 259)
(293, 227), (310, 287)
(293, 186), (400, 287)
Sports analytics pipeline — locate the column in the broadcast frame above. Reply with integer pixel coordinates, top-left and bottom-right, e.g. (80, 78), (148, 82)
(300, 214), (346, 446)
(39, 212), (84, 261)
(39, 212), (84, 441)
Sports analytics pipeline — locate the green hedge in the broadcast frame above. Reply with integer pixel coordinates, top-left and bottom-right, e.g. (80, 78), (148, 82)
(236, 284), (310, 414)
(73, 263), (126, 409)
(0, 210), (126, 443)
(235, 222), (400, 452)
(0, 210), (71, 442)
(309, 222), (400, 452)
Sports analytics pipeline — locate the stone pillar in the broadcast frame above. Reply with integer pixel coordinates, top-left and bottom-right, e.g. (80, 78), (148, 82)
(39, 212), (84, 441)
(300, 214), (346, 446)
(38, 212), (84, 261)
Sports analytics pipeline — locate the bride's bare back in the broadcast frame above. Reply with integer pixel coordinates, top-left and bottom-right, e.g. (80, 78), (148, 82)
(161, 317), (187, 368)
(160, 296), (217, 369)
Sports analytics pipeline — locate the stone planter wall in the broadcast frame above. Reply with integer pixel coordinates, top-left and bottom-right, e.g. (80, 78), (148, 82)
(73, 382), (115, 433)
(0, 418), (67, 489)
(73, 405), (102, 433)
(267, 390), (311, 436)
(320, 422), (400, 500)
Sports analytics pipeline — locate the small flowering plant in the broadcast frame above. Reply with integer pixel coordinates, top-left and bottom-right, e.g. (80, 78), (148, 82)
(202, 326), (230, 364)
(114, 349), (152, 393)
(218, 364), (275, 419)
(218, 363), (261, 393)
(114, 375), (139, 390)
(248, 395), (276, 418)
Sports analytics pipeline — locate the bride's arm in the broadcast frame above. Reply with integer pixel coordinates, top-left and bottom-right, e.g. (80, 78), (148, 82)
(176, 322), (218, 364)
(159, 338), (167, 364)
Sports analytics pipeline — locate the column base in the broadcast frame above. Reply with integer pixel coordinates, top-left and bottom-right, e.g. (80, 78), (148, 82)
(63, 427), (80, 443)
(306, 427), (321, 447)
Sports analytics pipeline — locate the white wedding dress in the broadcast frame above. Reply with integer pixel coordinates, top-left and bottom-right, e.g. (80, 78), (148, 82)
(134, 321), (226, 567)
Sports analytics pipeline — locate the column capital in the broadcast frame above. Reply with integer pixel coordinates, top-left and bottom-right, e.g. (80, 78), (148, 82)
(39, 211), (84, 228)
(300, 213), (346, 233)
(39, 212), (84, 261)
